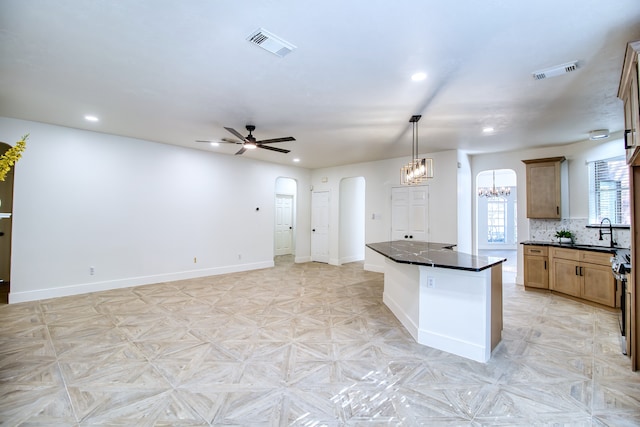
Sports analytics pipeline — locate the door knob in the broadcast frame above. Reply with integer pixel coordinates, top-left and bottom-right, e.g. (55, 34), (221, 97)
(289, 226), (292, 230)
(312, 229), (316, 232)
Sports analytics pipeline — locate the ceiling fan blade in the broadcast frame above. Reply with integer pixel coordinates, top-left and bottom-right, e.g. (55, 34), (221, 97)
(258, 144), (290, 154)
(196, 138), (239, 145)
(256, 136), (296, 144)
(225, 127), (248, 142)
(235, 147), (247, 155)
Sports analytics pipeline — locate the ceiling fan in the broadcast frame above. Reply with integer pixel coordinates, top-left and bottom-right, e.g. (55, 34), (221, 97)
(197, 125), (295, 155)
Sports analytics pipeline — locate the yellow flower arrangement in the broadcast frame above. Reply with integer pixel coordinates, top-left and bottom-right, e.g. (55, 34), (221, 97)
(0, 134), (28, 181)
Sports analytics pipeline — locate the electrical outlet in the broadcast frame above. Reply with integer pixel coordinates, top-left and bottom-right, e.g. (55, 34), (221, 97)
(89, 266), (95, 276)
(427, 277), (435, 288)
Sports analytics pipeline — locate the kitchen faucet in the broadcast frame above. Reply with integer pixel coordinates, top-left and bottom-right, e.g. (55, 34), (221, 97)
(599, 217), (616, 248)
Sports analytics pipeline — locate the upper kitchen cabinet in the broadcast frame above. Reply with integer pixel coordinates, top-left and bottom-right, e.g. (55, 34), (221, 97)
(522, 157), (568, 219)
(618, 41), (640, 166)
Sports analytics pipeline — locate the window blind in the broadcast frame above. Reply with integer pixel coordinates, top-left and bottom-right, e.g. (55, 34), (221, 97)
(588, 156), (629, 225)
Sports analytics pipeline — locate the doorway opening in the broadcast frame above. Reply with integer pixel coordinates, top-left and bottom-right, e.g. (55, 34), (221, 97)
(0, 142), (15, 304)
(274, 177), (297, 259)
(476, 169), (517, 274)
(339, 177), (365, 264)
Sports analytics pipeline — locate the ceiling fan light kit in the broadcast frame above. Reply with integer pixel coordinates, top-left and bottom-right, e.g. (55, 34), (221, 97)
(196, 124), (294, 156)
(401, 114), (433, 185)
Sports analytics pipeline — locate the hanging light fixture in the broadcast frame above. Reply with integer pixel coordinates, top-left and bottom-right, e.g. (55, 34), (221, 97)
(401, 115), (433, 185)
(478, 170), (511, 198)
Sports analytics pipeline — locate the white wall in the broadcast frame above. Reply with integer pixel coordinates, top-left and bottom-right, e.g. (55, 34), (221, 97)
(311, 150), (460, 272)
(0, 117), (312, 302)
(471, 133), (625, 284)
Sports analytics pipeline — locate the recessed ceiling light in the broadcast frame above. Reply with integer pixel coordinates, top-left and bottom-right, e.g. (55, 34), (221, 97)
(84, 115), (99, 122)
(209, 142), (220, 147)
(482, 127), (494, 133)
(293, 158), (300, 163)
(411, 72), (427, 82)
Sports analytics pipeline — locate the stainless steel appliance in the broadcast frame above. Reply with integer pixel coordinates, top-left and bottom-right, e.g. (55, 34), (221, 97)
(611, 248), (631, 355)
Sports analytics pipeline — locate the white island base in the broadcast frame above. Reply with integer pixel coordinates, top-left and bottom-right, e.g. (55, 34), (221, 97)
(382, 258), (503, 363)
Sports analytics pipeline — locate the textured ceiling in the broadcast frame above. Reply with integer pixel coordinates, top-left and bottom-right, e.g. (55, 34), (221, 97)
(1, 1), (640, 168)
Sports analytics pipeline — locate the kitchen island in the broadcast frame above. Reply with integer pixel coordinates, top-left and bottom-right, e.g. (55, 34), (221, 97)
(366, 240), (506, 363)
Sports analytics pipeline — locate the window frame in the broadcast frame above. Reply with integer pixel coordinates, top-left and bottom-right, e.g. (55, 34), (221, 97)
(588, 155), (630, 226)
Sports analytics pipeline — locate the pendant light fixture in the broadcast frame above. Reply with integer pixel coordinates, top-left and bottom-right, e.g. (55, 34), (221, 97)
(401, 115), (433, 185)
(478, 170), (511, 198)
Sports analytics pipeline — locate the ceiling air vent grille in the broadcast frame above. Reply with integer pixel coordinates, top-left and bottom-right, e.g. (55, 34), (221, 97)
(247, 28), (296, 58)
(532, 61), (579, 80)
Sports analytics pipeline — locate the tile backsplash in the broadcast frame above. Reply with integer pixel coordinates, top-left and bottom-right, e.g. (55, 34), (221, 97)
(528, 218), (630, 248)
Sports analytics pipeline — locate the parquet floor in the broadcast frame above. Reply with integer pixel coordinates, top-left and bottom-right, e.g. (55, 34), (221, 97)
(1, 255), (639, 425)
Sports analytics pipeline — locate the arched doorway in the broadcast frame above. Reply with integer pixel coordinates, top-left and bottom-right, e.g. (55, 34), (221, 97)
(0, 142), (15, 304)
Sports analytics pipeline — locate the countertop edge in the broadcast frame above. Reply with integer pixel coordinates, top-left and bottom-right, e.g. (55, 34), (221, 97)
(367, 243), (506, 272)
(520, 241), (624, 254)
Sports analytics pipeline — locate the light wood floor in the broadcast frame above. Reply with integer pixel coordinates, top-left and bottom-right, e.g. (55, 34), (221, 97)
(0, 256), (639, 425)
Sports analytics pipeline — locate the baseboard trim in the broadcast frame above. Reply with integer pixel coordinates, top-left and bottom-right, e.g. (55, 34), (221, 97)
(339, 255), (364, 265)
(382, 292), (418, 341)
(364, 263), (385, 273)
(417, 328), (489, 363)
(8, 261), (274, 304)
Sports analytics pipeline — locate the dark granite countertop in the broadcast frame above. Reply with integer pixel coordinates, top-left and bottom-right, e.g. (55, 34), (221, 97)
(366, 240), (506, 272)
(520, 240), (626, 254)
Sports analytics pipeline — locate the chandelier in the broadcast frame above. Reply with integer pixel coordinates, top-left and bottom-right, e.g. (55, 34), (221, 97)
(401, 115), (433, 185)
(478, 170), (511, 198)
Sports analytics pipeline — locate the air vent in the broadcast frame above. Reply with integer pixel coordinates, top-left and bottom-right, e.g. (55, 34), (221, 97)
(532, 61), (579, 80)
(247, 28), (296, 58)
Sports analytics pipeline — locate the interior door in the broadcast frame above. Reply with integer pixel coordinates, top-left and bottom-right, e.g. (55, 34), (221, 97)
(391, 187), (409, 240)
(391, 186), (428, 241)
(275, 194), (294, 256)
(311, 191), (330, 263)
(409, 186), (428, 241)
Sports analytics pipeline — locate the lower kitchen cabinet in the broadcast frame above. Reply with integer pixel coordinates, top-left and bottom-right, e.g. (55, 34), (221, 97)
(550, 247), (616, 307)
(523, 245), (549, 289)
(581, 262), (616, 307)
(552, 257), (582, 297)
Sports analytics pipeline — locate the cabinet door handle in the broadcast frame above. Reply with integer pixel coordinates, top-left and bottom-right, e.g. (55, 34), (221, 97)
(531, 249), (541, 254)
(557, 206), (560, 215)
(544, 260), (547, 270)
(624, 129), (633, 149)
(575, 266), (579, 276)
(580, 266), (584, 276)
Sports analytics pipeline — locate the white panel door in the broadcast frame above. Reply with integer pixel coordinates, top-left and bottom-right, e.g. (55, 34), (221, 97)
(311, 191), (330, 263)
(409, 187), (428, 241)
(391, 186), (429, 241)
(391, 187), (410, 240)
(275, 194), (293, 256)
